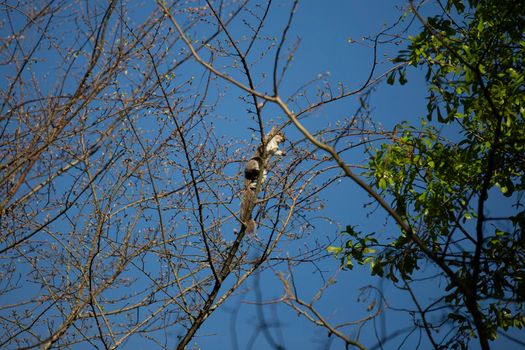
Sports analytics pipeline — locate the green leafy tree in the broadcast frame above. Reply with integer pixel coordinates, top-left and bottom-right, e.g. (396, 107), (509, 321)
(333, 0), (524, 349)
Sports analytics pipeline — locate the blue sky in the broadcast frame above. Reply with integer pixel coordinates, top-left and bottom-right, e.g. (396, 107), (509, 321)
(1, 0), (523, 349)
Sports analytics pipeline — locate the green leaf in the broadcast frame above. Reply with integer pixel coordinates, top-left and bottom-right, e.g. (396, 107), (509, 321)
(387, 71), (396, 85)
(327, 246), (343, 255)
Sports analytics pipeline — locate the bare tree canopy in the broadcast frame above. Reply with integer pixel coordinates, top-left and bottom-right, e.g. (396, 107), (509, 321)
(1, 0), (523, 349)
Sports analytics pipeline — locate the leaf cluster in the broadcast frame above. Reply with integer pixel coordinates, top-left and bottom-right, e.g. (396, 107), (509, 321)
(332, 0), (525, 347)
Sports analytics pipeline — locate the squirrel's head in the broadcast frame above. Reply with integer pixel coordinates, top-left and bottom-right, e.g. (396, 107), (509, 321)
(273, 131), (285, 144)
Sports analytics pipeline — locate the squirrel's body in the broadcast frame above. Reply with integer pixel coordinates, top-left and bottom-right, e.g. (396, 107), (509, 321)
(240, 128), (285, 233)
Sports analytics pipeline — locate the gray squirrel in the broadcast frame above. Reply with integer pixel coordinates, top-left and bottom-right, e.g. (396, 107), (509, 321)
(240, 127), (286, 233)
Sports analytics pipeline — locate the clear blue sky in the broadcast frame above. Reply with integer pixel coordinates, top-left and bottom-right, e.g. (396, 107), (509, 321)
(196, 0), (421, 347)
(2, 0), (523, 349)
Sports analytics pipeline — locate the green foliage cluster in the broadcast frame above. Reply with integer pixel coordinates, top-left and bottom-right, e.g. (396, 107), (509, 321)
(331, 0), (524, 348)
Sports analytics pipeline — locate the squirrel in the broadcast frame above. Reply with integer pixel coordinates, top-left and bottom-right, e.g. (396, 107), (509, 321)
(240, 127), (286, 233)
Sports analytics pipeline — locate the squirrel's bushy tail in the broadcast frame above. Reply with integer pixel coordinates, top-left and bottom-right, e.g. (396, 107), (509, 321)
(240, 188), (256, 234)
